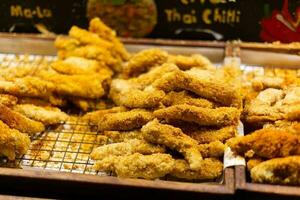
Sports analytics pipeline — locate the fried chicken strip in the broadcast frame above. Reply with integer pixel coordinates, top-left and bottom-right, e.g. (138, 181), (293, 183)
(168, 54), (215, 70)
(252, 76), (285, 91)
(0, 77), (55, 100)
(152, 70), (241, 107)
(251, 156), (300, 185)
(109, 79), (165, 108)
(185, 126), (237, 144)
(98, 109), (154, 131)
(0, 120), (30, 160)
(0, 94), (18, 107)
(51, 57), (113, 76)
(154, 105), (240, 127)
(198, 141), (225, 158)
(161, 91), (215, 108)
(89, 18), (130, 61)
(93, 153), (174, 179)
(129, 63), (179, 89)
(55, 36), (80, 51)
(103, 130), (143, 143)
(227, 128), (300, 159)
(91, 139), (165, 160)
(0, 104), (45, 135)
(69, 26), (113, 48)
(170, 158), (223, 180)
(142, 119), (202, 170)
(82, 107), (127, 125)
(247, 158), (264, 171)
(37, 71), (110, 99)
(13, 104), (68, 125)
(122, 48), (168, 78)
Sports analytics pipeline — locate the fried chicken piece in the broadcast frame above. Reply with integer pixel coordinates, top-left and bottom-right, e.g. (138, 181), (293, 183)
(122, 48), (168, 78)
(247, 158), (264, 171)
(198, 141), (225, 158)
(37, 71), (110, 99)
(70, 98), (107, 112)
(18, 97), (64, 107)
(142, 119), (202, 170)
(170, 158), (223, 180)
(245, 88), (285, 123)
(0, 65), (38, 80)
(89, 18), (130, 61)
(161, 91), (215, 108)
(93, 153), (174, 179)
(129, 63), (179, 89)
(264, 120), (300, 136)
(109, 79), (165, 108)
(103, 130), (143, 143)
(82, 107), (127, 125)
(0, 94), (18, 107)
(51, 57), (113, 76)
(98, 109), (154, 131)
(91, 139), (165, 160)
(227, 128), (300, 159)
(0, 77), (55, 100)
(152, 70), (242, 107)
(69, 26), (113, 49)
(0, 120), (30, 160)
(251, 156), (300, 185)
(168, 54), (215, 70)
(13, 104), (68, 125)
(55, 36), (80, 51)
(252, 76), (285, 91)
(154, 105), (240, 127)
(185, 126), (237, 144)
(58, 45), (120, 71)
(0, 104), (45, 135)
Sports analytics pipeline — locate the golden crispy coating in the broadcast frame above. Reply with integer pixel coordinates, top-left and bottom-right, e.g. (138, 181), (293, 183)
(91, 139), (165, 160)
(70, 98), (107, 112)
(0, 104), (45, 135)
(0, 94), (18, 107)
(54, 36), (80, 51)
(252, 76), (285, 91)
(109, 79), (165, 108)
(154, 105), (240, 127)
(0, 65), (38, 80)
(0, 77), (55, 100)
(18, 97), (66, 107)
(51, 57), (113, 76)
(247, 158), (264, 171)
(251, 156), (300, 185)
(142, 119), (202, 170)
(58, 45), (120, 71)
(123, 48), (168, 78)
(152, 70), (242, 107)
(13, 104), (68, 125)
(98, 109), (154, 131)
(69, 26), (113, 48)
(245, 87), (300, 123)
(37, 71), (110, 99)
(89, 18), (130, 61)
(168, 54), (215, 70)
(171, 158), (223, 180)
(264, 120), (300, 136)
(198, 141), (225, 158)
(227, 128), (300, 159)
(185, 126), (237, 144)
(129, 63), (179, 89)
(103, 130), (143, 143)
(0, 120), (30, 160)
(161, 91), (215, 108)
(82, 107), (127, 125)
(93, 153), (175, 179)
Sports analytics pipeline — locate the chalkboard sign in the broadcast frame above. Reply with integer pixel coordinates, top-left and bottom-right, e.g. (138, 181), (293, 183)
(0, 0), (299, 42)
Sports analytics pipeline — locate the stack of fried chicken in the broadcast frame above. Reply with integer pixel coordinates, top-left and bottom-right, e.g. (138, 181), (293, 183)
(0, 18), (128, 161)
(85, 45), (243, 179)
(227, 68), (300, 185)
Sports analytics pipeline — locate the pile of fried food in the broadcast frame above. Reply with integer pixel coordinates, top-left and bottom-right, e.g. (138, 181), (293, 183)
(227, 68), (300, 185)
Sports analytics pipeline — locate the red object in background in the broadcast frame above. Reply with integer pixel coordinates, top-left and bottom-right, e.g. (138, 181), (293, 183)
(260, 0), (300, 43)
